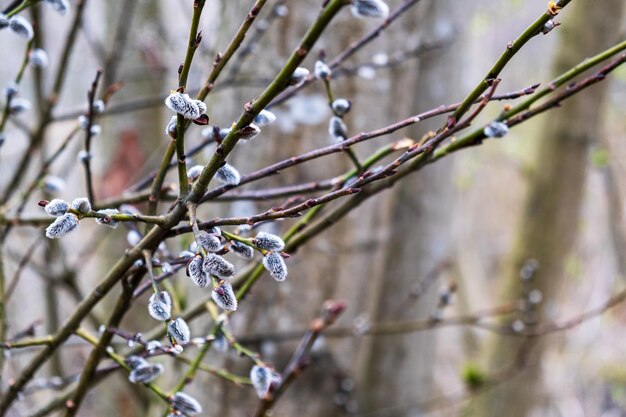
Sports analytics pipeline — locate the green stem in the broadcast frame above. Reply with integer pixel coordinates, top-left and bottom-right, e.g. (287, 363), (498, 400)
(451, 0), (572, 122)
(5, 0), (39, 17)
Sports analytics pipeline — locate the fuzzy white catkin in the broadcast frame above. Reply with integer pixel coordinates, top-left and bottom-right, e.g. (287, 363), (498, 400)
(93, 100), (105, 113)
(164, 92), (205, 120)
(203, 253), (235, 279)
(129, 363), (164, 384)
(8, 16), (33, 40)
(211, 283), (238, 311)
(42, 176), (65, 194)
(171, 392), (202, 416)
(484, 121), (509, 138)
(95, 208), (120, 228)
(187, 165), (204, 182)
(215, 163), (241, 186)
(230, 240), (254, 259)
(238, 123), (261, 140)
(331, 98), (351, 116)
(168, 318), (191, 344)
(126, 230), (142, 247)
(0, 14), (9, 29)
(288, 67), (310, 87)
(254, 109), (277, 126)
(351, 0), (390, 19)
(9, 98), (31, 114)
(254, 231), (285, 251)
(328, 116), (348, 142)
(250, 365), (272, 399)
(148, 291), (172, 321)
(314, 60), (331, 80)
(44, 199), (69, 217)
(125, 355), (149, 370)
(45, 213), (79, 239)
(262, 252), (288, 281)
(198, 233), (222, 253)
(187, 255), (208, 288)
(71, 197), (91, 214)
(29, 49), (49, 68)
(44, 0), (70, 15)
(165, 115), (177, 136)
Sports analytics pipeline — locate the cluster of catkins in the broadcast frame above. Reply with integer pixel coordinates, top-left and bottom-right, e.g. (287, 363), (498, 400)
(184, 228), (288, 314)
(42, 197), (122, 239)
(313, 58), (354, 144)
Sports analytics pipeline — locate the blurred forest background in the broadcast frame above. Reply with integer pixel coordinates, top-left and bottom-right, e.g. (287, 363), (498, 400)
(1, 0), (626, 416)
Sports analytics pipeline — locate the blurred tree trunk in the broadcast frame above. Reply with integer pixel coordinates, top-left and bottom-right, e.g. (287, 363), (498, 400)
(464, 1), (625, 416)
(356, 1), (463, 415)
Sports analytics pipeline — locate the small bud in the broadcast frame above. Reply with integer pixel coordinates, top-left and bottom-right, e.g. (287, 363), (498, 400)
(186, 255), (209, 288)
(211, 282), (238, 311)
(71, 197), (91, 214)
(351, 0), (390, 19)
(483, 121), (509, 138)
(168, 318), (191, 344)
(42, 175), (65, 194)
(254, 109), (277, 126)
(0, 14), (8, 29)
(148, 291), (172, 321)
(187, 165), (204, 182)
(211, 335), (230, 355)
(206, 226), (221, 236)
(44, 0), (70, 15)
(215, 163), (241, 186)
(328, 116), (348, 142)
(314, 60), (332, 80)
(262, 252), (288, 281)
(45, 213), (79, 239)
(520, 258), (539, 281)
(89, 124), (101, 137)
(146, 340), (162, 352)
(9, 98), (31, 114)
(29, 49), (49, 68)
(8, 16), (34, 40)
(288, 67), (310, 87)
(238, 123), (261, 140)
(253, 231), (285, 251)
(77, 150), (92, 162)
(44, 199), (69, 216)
(170, 392), (202, 416)
(541, 19), (560, 34)
(274, 4), (288, 17)
(230, 240), (254, 260)
(3, 83), (17, 98)
(77, 115), (89, 129)
(250, 365), (273, 399)
(203, 253), (235, 279)
(528, 289), (543, 304)
(95, 208), (120, 228)
(93, 100), (105, 113)
(124, 355), (148, 370)
(198, 233), (222, 253)
(165, 115), (177, 136)
(129, 363), (164, 384)
(164, 92), (205, 120)
(331, 98), (351, 116)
